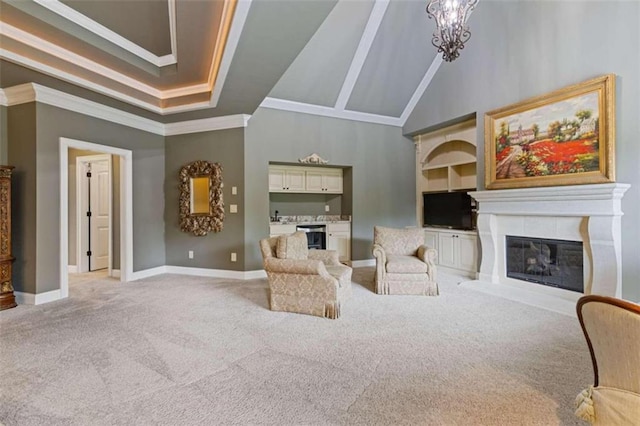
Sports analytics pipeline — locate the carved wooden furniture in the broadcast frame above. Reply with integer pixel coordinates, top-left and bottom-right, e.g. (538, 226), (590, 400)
(179, 160), (224, 236)
(574, 295), (640, 424)
(0, 166), (16, 310)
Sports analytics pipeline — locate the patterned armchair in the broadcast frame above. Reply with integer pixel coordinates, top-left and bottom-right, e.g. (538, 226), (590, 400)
(259, 232), (352, 319)
(372, 226), (438, 296)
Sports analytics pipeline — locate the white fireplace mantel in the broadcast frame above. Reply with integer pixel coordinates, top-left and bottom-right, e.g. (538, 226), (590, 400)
(464, 183), (629, 315)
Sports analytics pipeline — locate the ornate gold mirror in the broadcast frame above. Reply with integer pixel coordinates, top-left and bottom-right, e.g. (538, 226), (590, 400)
(179, 161), (224, 236)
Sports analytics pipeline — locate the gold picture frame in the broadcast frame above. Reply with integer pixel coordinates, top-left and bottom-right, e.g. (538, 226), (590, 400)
(484, 74), (615, 190)
(179, 160), (224, 236)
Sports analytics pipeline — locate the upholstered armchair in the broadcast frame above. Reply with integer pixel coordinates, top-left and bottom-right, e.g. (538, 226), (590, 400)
(372, 226), (438, 296)
(574, 295), (640, 425)
(259, 232), (352, 319)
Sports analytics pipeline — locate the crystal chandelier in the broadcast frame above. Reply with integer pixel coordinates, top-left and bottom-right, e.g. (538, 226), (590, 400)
(426, 0), (478, 62)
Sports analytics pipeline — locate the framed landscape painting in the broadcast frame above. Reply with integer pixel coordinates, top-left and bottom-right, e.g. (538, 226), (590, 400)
(484, 74), (615, 189)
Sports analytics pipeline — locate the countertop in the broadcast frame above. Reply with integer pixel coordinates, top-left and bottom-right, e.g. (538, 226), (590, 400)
(270, 220), (351, 225)
(269, 215), (351, 226)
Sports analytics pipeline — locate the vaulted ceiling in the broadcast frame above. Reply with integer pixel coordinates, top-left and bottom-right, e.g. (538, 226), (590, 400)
(0, 0), (443, 126)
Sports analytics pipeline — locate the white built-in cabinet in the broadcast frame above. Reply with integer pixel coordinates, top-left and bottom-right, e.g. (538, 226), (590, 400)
(268, 165), (342, 194)
(416, 120), (479, 277)
(305, 169), (343, 193)
(268, 166), (306, 192)
(327, 223), (350, 262)
(424, 228), (477, 276)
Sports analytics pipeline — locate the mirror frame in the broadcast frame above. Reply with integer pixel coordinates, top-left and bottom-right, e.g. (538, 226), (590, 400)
(179, 160), (224, 236)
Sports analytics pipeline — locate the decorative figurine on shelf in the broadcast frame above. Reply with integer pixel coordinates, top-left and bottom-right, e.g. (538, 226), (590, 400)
(298, 153), (328, 165)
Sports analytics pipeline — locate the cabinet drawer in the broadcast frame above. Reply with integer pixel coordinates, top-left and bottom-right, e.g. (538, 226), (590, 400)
(327, 223), (350, 232)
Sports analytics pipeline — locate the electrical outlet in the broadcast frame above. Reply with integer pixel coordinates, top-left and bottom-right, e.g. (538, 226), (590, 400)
(230, 204), (238, 213)
(231, 252), (237, 262)
(188, 250), (194, 259)
(325, 205), (330, 212)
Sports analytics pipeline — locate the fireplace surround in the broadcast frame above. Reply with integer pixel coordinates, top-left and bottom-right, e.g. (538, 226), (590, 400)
(463, 183), (629, 315)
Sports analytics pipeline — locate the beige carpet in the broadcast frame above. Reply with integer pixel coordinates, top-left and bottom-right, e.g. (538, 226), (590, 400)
(0, 267), (591, 425)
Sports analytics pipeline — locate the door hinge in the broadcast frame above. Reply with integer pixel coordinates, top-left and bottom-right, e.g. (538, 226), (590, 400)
(86, 211), (92, 217)
(87, 250), (92, 257)
(86, 172), (92, 178)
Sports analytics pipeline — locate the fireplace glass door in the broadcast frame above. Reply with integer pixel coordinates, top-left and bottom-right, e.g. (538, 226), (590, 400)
(506, 236), (583, 293)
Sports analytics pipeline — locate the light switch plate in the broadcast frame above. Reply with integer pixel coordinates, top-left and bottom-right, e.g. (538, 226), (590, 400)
(232, 186), (237, 195)
(325, 205), (330, 212)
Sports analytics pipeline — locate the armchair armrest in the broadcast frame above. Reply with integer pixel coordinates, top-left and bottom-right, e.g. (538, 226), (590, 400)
(417, 245), (437, 264)
(308, 249), (340, 265)
(417, 245), (437, 281)
(264, 257), (329, 276)
(372, 244), (386, 264)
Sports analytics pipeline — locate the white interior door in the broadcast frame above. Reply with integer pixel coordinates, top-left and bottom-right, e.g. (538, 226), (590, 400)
(90, 160), (110, 271)
(77, 154), (111, 273)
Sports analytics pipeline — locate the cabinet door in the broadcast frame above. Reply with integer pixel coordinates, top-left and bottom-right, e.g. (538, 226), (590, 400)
(305, 171), (324, 192)
(424, 231), (438, 253)
(323, 170), (343, 193)
(457, 234), (478, 273)
(286, 169), (306, 192)
(437, 233), (457, 269)
(268, 167), (287, 192)
(328, 232), (350, 262)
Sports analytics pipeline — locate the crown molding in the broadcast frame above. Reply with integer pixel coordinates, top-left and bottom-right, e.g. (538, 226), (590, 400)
(1, 22), (163, 98)
(261, 97), (402, 127)
(32, 0), (177, 67)
(2, 83), (251, 135)
(335, 0), (390, 111)
(164, 114), (251, 135)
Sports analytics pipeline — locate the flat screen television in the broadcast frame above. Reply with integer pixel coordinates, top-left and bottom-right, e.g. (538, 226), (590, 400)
(422, 191), (475, 230)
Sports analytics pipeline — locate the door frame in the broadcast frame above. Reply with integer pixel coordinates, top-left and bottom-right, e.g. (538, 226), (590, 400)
(60, 138), (133, 299)
(76, 154), (112, 274)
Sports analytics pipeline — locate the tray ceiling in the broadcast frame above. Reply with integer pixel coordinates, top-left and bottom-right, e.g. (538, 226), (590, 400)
(0, 0), (446, 125)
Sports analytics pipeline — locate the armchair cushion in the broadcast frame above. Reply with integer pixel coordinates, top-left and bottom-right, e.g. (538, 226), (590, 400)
(276, 231), (309, 260)
(386, 254), (430, 273)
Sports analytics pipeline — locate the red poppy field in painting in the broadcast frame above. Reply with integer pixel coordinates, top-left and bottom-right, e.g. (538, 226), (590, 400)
(496, 138), (598, 178)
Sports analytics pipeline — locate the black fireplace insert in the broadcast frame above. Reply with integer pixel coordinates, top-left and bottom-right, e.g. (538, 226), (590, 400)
(505, 236), (583, 293)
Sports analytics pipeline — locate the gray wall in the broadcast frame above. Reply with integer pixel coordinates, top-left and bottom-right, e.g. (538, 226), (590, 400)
(68, 149), (121, 270)
(0, 105), (7, 164)
(165, 128), (245, 270)
(404, 1), (640, 301)
(7, 103), (166, 294)
(7, 103), (37, 293)
(245, 108), (415, 270)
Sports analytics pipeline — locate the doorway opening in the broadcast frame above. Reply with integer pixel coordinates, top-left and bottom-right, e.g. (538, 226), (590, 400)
(60, 138), (133, 299)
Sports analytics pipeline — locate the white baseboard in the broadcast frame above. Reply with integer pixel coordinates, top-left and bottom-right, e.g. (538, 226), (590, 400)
(243, 269), (267, 280)
(164, 265), (266, 280)
(351, 259), (376, 267)
(129, 265), (266, 281)
(130, 266), (167, 281)
(14, 289), (63, 305)
(67, 265), (78, 273)
(111, 269), (121, 278)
